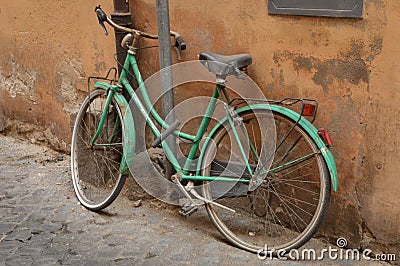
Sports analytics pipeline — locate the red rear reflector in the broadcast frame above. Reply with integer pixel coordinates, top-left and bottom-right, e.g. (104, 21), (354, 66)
(302, 103), (316, 116)
(318, 128), (332, 147)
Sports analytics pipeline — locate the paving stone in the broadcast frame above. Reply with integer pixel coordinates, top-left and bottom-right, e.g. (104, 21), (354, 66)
(16, 245), (45, 256)
(52, 234), (76, 244)
(3, 256), (34, 266)
(5, 228), (32, 242)
(49, 211), (72, 223)
(114, 257), (142, 265)
(170, 252), (192, 263)
(32, 188), (50, 196)
(41, 245), (67, 256)
(30, 257), (60, 266)
(0, 240), (25, 250)
(0, 223), (16, 235)
(28, 232), (54, 245)
(31, 222), (62, 234)
(9, 206), (27, 214)
(121, 247), (143, 258)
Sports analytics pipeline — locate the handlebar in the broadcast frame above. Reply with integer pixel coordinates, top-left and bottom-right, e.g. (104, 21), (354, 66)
(95, 6), (108, 35)
(175, 36), (186, 51)
(94, 5), (186, 51)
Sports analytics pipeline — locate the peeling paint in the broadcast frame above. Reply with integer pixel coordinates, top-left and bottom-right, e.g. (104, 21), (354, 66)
(0, 57), (37, 101)
(272, 52), (370, 92)
(55, 59), (86, 114)
(0, 0), (115, 152)
(0, 118), (68, 152)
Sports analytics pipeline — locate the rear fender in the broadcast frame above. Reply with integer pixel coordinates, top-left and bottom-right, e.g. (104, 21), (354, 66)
(197, 104), (338, 192)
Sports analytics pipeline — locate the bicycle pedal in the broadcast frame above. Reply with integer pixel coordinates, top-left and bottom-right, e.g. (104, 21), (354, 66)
(179, 204), (198, 218)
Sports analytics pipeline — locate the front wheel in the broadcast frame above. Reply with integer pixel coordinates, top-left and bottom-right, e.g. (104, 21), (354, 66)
(201, 108), (331, 253)
(71, 89), (127, 211)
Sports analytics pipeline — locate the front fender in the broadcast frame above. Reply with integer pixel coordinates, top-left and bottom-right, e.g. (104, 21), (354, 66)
(94, 82), (135, 173)
(197, 104), (338, 192)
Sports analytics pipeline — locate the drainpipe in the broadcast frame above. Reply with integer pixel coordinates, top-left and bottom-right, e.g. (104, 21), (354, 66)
(112, 1), (146, 152)
(156, 0), (176, 180)
(111, 0), (132, 75)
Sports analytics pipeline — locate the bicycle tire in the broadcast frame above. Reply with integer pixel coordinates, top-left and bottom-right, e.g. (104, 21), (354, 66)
(201, 108), (331, 253)
(71, 89), (127, 211)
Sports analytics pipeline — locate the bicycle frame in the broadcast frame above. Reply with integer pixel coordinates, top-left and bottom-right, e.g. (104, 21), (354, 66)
(93, 52), (252, 184)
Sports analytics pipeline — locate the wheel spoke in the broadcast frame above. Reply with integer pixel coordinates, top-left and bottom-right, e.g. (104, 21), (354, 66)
(201, 109), (330, 252)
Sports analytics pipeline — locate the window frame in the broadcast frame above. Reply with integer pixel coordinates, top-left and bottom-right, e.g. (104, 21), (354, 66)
(268, 0), (363, 18)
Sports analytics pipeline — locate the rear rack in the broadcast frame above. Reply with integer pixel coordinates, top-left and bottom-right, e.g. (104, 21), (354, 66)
(229, 97), (319, 124)
(87, 67), (119, 96)
(88, 67), (118, 86)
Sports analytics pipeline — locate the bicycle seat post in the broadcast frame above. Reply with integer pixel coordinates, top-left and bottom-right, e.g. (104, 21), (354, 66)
(216, 74), (227, 86)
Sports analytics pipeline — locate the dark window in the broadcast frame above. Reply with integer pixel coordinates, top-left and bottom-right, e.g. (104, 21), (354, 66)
(268, 0), (363, 18)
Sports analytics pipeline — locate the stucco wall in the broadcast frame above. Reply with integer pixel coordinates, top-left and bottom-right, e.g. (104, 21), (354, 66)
(129, 0), (399, 255)
(0, 1), (115, 150)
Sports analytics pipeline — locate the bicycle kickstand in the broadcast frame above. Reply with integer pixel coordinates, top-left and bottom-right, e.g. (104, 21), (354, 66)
(170, 174), (198, 217)
(171, 174), (236, 217)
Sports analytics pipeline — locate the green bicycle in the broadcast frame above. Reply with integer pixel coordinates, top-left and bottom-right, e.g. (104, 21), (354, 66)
(71, 6), (338, 254)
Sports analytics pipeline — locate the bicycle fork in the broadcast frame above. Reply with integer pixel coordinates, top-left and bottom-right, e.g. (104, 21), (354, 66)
(89, 90), (113, 145)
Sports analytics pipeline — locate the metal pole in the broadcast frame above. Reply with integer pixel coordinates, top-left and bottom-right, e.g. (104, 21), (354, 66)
(156, 0), (176, 179)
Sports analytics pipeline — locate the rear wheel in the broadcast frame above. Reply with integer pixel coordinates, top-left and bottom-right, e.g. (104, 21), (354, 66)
(201, 108), (330, 253)
(71, 89), (127, 211)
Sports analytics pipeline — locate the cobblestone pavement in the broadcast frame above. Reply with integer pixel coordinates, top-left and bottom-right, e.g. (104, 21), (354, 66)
(0, 135), (388, 265)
